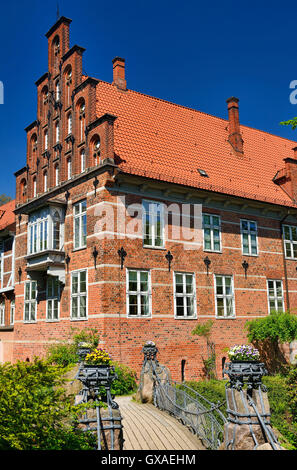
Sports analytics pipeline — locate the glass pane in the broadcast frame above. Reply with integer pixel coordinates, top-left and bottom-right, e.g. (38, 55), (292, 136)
(216, 298), (224, 316)
(140, 272), (148, 292)
(81, 214), (87, 246)
(277, 300), (283, 312)
(81, 200), (87, 212)
(212, 216), (219, 227)
(25, 303), (29, 321)
(48, 301), (52, 319)
(53, 300), (59, 319)
(186, 275), (193, 293)
(269, 300), (275, 312)
(31, 282), (37, 300)
(292, 227), (297, 241)
(140, 295), (149, 316)
(241, 220), (248, 231)
(72, 273), (78, 294)
(72, 297), (78, 318)
(25, 283), (30, 300)
(203, 214), (210, 226)
(129, 295), (138, 315)
(80, 296), (86, 317)
(74, 217), (80, 248)
(284, 226), (290, 240)
(80, 271), (86, 293)
(226, 298), (233, 316)
(249, 221), (256, 232)
(186, 296), (194, 317)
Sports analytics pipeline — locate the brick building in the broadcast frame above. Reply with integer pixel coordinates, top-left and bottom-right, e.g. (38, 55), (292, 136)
(1, 16), (297, 380)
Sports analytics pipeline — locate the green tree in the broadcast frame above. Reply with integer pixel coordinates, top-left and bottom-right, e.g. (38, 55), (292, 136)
(192, 320), (217, 379)
(0, 194), (12, 206)
(280, 117), (297, 130)
(245, 311), (297, 372)
(0, 359), (95, 450)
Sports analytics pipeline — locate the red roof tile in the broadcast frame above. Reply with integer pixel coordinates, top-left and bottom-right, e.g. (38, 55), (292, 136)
(0, 200), (15, 232)
(95, 80), (297, 207)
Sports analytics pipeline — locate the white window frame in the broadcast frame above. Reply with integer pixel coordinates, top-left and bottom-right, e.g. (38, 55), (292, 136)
(10, 299), (15, 325)
(44, 171), (48, 192)
(33, 177), (37, 197)
(28, 209), (49, 255)
(214, 274), (235, 318)
(240, 219), (258, 256)
(46, 276), (60, 321)
(44, 129), (48, 150)
(173, 272), (197, 319)
(126, 269), (151, 318)
(283, 224), (297, 259)
(142, 199), (165, 249)
(267, 279), (284, 313)
(203, 213), (222, 252)
(24, 281), (37, 323)
(55, 165), (59, 186)
(73, 200), (87, 249)
(55, 121), (60, 143)
(67, 113), (72, 135)
(71, 269), (88, 320)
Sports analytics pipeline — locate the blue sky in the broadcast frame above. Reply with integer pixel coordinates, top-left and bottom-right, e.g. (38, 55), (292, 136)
(1, 0), (297, 198)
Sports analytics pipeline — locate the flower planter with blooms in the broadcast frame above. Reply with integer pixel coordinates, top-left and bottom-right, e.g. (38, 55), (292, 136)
(228, 345), (260, 363)
(84, 348), (112, 367)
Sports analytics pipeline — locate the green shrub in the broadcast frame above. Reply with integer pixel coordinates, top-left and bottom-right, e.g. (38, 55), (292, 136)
(183, 379), (226, 413)
(111, 362), (138, 396)
(0, 359), (95, 450)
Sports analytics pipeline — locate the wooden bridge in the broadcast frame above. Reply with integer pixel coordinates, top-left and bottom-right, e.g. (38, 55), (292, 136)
(117, 395), (206, 451)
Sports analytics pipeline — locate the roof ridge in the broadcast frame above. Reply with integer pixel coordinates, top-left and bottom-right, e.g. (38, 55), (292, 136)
(95, 78), (297, 145)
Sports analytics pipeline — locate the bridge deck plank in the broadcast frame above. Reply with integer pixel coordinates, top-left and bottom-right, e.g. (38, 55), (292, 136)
(117, 396), (205, 451)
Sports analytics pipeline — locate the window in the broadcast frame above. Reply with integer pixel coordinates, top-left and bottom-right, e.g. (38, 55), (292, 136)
(174, 272), (196, 318)
(55, 165), (59, 186)
(214, 275), (235, 318)
(44, 171), (48, 192)
(126, 269), (151, 317)
(203, 214), (221, 252)
(52, 211), (61, 250)
(28, 208), (49, 254)
(267, 280), (284, 313)
(55, 80), (60, 101)
(79, 101), (85, 141)
(65, 68), (72, 106)
(81, 149), (86, 172)
(241, 219), (258, 255)
(55, 121), (60, 143)
(71, 270), (87, 319)
(143, 200), (164, 248)
(44, 129), (48, 150)
(67, 158), (72, 180)
(24, 281), (37, 322)
(0, 302), (5, 326)
(47, 277), (60, 321)
(73, 200), (87, 249)
(33, 177), (37, 197)
(67, 113), (72, 135)
(93, 137), (100, 165)
(10, 300), (15, 325)
(283, 225), (297, 259)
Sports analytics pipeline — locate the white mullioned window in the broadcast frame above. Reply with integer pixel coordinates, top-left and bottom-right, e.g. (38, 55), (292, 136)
(142, 200), (165, 248)
(46, 276), (60, 321)
(28, 208), (49, 254)
(44, 129), (48, 150)
(33, 177), (37, 197)
(67, 113), (72, 135)
(44, 171), (48, 192)
(174, 272), (196, 319)
(71, 270), (87, 319)
(214, 274), (235, 318)
(283, 224), (297, 259)
(126, 269), (151, 317)
(240, 219), (258, 256)
(24, 281), (37, 322)
(73, 200), (87, 249)
(0, 302), (5, 326)
(55, 121), (60, 143)
(55, 165), (59, 186)
(203, 214), (221, 252)
(267, 279), (284, 313)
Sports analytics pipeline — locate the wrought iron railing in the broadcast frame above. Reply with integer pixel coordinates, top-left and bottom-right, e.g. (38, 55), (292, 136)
(142, 344), (227, 450)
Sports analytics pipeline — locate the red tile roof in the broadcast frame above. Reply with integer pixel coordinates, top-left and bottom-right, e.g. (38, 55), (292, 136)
(95, 80), (297, 208)
(0, 200), (15, 232)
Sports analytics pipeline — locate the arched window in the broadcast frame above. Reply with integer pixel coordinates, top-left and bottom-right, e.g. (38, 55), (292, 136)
(93, 136), (100, 165)
(77, 99), (86, 142)
(31, 134), (37, 156)
(81, 149), (86, 172)
(20, 178), (27, 203)
(52, 211), (61, 250)
(42, 85), (49, 120)
(53, 35), (60, 56)
(65, 66), (72, 107)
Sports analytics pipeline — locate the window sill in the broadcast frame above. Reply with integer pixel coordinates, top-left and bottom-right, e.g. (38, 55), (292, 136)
(72, 246), (87, 253)
(143, 244), (166, 251)
(70, 317), (88, 322)
(203, 249), (222, 254)
(0, 325), (13, 331)
(127, 315), (152, 319)
(174, 316), (197, 320)
(215, 316), (236, 320)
